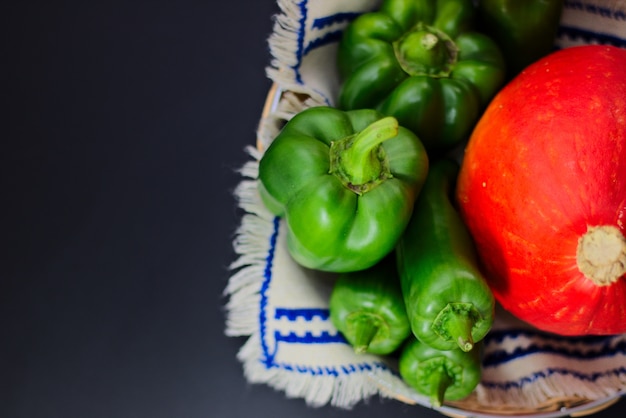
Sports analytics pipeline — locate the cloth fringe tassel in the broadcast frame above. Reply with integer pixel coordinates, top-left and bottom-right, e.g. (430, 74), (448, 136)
(236, 333), (403, 409)
(476, 373), (626, 408)
(265, 0), (331, 106)
(224, 149), (270, 338)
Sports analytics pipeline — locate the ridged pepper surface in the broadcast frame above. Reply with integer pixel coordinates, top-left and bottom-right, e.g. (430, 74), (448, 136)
(258, 106), (428, 273)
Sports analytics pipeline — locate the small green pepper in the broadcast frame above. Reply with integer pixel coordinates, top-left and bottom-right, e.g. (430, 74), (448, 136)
(396, 158), (494, 352)
(258, 106), (428, 273)
(337, 0), (505, 154)
(329, 255), (411, 355)
(399, 336), (482, 407)
(477, 0), (564, 78)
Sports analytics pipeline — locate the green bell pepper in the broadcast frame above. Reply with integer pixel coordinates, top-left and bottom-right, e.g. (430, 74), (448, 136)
(258, 106), (428, 273)
(477, 0), (564, 78)
(329, 254), (410, 355)
(396, 158), (494, 352)
(399, 336), (482, 407)
(337, 0), (506, 154)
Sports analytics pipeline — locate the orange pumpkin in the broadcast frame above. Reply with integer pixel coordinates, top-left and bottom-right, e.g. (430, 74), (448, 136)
(456, 45), (626, 336)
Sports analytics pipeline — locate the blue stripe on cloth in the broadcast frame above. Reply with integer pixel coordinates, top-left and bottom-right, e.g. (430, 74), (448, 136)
(312, 12), (361, 29)
(274, 330), (346, 344)
(274, 308), (330, 321)
(564, 0), (626, 20)
(258, 217), (391, 376)
(485, 329), (615, 345)
(483, 340), (626, 367)
(302, 30), (344, 56)
(293, 0), (308, 84)
(483, 329), (624, 367)
(482, 367), (626, 390)
(291, 0), (333, 105)
(558, 25), (626, 47)
(294, 4), (361, 81)
(273, 361), (389, 376)
(259, 217), (281, 368)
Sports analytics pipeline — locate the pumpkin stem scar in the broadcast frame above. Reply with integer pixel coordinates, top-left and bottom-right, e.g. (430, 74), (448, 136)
(577, 225), (626, 286)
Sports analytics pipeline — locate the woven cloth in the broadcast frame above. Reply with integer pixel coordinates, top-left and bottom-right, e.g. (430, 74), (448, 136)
(225, 0), (626, 415)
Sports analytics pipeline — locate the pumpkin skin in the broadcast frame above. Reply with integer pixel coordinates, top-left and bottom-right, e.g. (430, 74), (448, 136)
(456, 45), (626, 336)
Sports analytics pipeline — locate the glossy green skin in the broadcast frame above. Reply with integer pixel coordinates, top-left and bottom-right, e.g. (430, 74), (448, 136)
(329, 255), (410, 355)
(399, 337), (481, 406)
(258, 107), (428, 273)
(337, 0), (505, 154)
(396, 159), (494, 351)
(477, 0), (564, 78)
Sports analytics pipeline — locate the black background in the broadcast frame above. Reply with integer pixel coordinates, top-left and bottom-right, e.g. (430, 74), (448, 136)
(4, 2), (624, 418)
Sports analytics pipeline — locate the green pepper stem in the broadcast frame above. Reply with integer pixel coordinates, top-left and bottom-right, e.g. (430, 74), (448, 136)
(329, 117), (398, 194)
(428, 367), (453, 408)
(433, 303), (477, 352)
(343, 116), (397, 185)
(349, 316), (380, 354)
(447, 313), (475, 352)
(393, 23), (458, 77)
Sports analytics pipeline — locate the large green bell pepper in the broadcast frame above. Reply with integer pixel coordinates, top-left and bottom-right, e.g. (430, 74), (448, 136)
(337, 0), (505, 154)
(258, 106), (429, 273)
(477, 0), (564, 79)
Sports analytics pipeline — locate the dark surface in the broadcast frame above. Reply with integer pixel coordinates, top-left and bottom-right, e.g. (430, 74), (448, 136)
(3, 2), (623, 418)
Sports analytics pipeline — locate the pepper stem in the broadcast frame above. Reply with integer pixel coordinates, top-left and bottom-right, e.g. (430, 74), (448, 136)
(329, 117), (398, 194)
(433, 303), (476, 352)
(427, 366), (453, 408)
(347, 315), (380, 354)
(448, 314), (475, 352)
(393, 23), (458, 77)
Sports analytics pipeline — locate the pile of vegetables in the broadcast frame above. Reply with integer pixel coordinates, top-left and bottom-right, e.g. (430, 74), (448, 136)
(257, 0), (626, 408)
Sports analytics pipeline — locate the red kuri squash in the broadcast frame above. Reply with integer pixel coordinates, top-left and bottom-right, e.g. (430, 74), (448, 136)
(456, 45), (626, 336)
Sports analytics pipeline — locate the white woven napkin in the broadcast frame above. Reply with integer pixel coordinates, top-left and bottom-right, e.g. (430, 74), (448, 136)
(225, 0), (626, 414)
